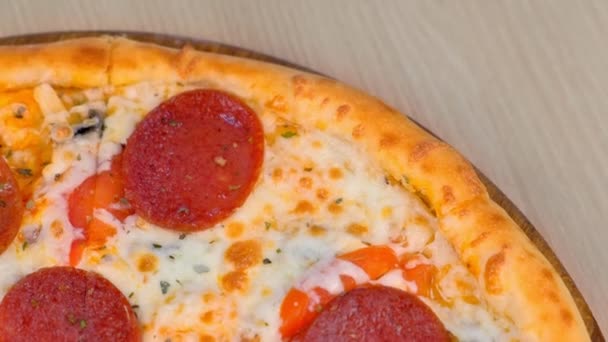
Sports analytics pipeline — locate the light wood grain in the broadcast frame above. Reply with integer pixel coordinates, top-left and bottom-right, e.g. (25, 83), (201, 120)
(1, 0), (607, 335)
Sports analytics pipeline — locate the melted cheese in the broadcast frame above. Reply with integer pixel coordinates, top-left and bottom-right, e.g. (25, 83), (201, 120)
(0, 82), (518, 342)
(0, 85), (101, 293)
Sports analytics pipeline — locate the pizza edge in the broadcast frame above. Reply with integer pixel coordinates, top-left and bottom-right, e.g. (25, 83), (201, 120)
(0, 36), (590, 341)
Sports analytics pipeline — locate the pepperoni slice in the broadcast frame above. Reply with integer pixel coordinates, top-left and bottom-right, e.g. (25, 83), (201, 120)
(0, 267), (140, 342)
(123, 89), (264, 231)
(291, 286), (450, 342)
(0, 157), (23, 255)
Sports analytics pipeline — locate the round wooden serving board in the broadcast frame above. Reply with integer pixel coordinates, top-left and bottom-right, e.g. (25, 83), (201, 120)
(0, 31), (603, 341)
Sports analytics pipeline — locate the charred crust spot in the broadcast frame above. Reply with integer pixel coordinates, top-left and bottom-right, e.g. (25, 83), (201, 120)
(292, 75), (310, 97)
(175, 45), (196, 77)
(541, 268), (554, 281)
(73, 45), (108, 67)
(470, 231), (491, 248)
(318, 78), (337, 86)
(351, 124), (365, 139)
(336, 104), (351, 120)
(455, 207), (470, 218)
(484, 250), (506, 294)
(415, 189), (433, 210)
(546, 290), (560, 302)
(292, 75), (307, 85)
(442, 185), (455, 204)
(457, 165), (484, 196)
(489, 213), (507, 225)
(409, 140), (443, 163)
(379, 133), (399, 148)
(560, 308), (574, 325)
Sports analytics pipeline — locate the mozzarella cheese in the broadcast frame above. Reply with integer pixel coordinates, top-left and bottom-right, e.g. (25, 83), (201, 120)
(0, 82), (518, 342)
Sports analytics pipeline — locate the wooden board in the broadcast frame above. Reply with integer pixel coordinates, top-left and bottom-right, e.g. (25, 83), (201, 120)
(1, 31), (603, 341)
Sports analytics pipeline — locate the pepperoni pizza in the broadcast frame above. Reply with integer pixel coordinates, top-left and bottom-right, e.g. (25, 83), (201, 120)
(0, 37), (591, 341)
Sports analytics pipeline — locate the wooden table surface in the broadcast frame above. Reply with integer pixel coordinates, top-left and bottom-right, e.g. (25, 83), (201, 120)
(2, 0), (607, 335)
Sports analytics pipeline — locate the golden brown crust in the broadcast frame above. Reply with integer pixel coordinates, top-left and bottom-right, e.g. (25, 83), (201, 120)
(0, 37), (111, 91)
(0, 37), (591, 341)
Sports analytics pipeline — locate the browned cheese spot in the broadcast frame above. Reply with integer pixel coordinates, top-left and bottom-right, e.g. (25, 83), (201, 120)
(202, 292), (215, 303)
(272, 168), (283, 182)
(293, 200), (315, 214)
(346, 223), (368, 236)
(309, 225), (327, 236)
(50, 220), (64, 238)
(465, 255), (481, 277)
(199, 334), (216, 342)
(328, 167), (343, 180)
(221, 270), (248, 292)
(336, 104), (351, 120)
(241, 335), (261, 342)
(352, 124), (365, 139)
(411, 215), (430, 226)
(225, 240), (262, 270)
(379, 133), (399, 148)
(226, 222), (244, 239)
(265, 95), (288, 112)
(200, 310), (214, 324)
(320, 97), (330, 107)
(381, 206), (393, 218)
(316, 188), (329, 201)
(421, 247), (433, 258)
(299, 177), (313, 189)
(409, 140), (444, 163)
(137, 253), (159, 273)
(327, 202), (343, 215)
(484, 250), (506, 294)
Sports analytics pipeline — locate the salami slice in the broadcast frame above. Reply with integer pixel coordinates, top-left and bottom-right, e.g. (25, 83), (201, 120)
(292, 286), (450, 342)
(123, 89), (264, 231)
(0, 267), (140, 342)
(0, 157), (23, 255)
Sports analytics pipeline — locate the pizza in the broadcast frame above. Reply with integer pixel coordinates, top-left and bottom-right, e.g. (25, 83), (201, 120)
(0, 37), (591, 342)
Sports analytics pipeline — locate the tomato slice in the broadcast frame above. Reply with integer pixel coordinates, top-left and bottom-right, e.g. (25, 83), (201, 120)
(67, 153), (133, 266)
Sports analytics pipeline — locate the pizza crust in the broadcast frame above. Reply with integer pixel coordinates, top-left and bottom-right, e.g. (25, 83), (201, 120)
(0, 37), (110, 91)
(0, 36), (590, 341)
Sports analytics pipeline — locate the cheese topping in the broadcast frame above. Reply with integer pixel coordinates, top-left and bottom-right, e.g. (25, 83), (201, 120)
(0, 82), (518, 342)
